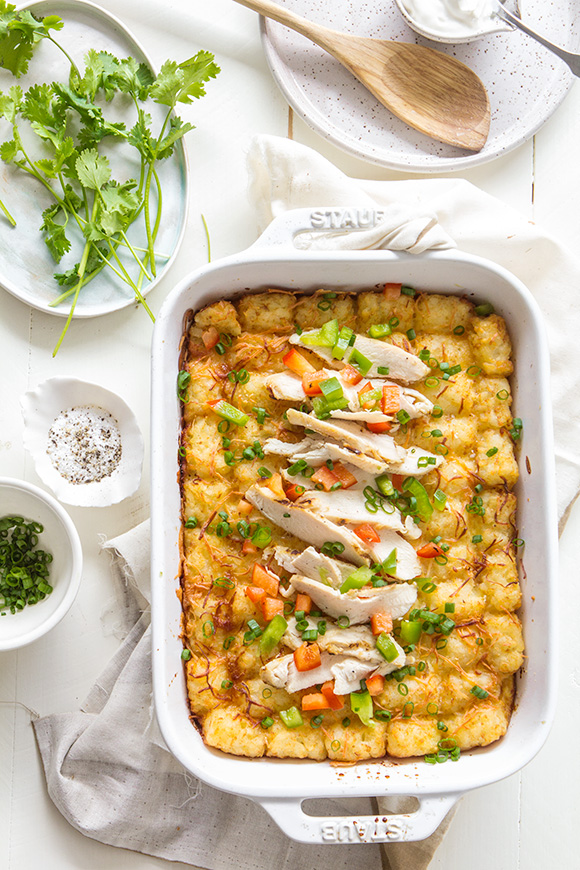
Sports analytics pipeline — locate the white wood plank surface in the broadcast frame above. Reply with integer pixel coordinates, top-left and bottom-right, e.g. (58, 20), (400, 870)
(1, 2), (577, 868)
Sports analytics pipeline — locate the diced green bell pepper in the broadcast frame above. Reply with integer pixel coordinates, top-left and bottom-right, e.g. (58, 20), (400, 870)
(348, 347), (373, 376)
(319, 377), (344, 403)
(376, 632), (399, 663)
(350, 689), (375, 727)
(280, 706), (304, 729)
(332, 326), (355, 360)
(368, 323), (392, 339)
(211, 400), (249, 427)
(259, 614), (288, 657)
(301, 319), (339, 348)
(339, 565), (374, 594)
(312, 395), (349, 419)
(399, 619), (422, 645)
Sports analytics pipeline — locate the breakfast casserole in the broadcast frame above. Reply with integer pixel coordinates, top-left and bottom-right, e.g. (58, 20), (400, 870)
(177, 286), (524, 763)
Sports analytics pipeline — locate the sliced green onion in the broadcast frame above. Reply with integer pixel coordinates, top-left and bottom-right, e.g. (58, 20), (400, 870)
(377, 365), (390, 375)
(475, 302), (494, 317)
(252, 526), (272, 548)
(486, 447), (499, 457)
(181, 649), (191, 661)
(407, 328), (416, 340)
(184, 516), (198, 529)
(261, 716), (274, 729)
(471, 685), (489, 699)
(433, 489), (447, 511)
(177, 370), (191, 401)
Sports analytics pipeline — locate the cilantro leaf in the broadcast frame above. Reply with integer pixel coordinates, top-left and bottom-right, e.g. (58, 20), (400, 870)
(40, 202), (71, 261)
(0, 84), (22, 122)
(150, 50), (220, 107)
(0, 5), (63, 77)
(156, 115), (195, 160)
(75, 149), (110, 190)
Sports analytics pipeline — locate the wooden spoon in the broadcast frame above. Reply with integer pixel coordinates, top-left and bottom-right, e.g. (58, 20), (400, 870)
(233, 0), (490, 151)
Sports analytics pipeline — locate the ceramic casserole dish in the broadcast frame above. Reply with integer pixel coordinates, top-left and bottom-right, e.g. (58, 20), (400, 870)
(151, 208), (557, 844)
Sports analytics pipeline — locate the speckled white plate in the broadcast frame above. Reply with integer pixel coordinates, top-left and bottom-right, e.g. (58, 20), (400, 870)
(0, 1), (188, 317)
(260, 0), (579, 172)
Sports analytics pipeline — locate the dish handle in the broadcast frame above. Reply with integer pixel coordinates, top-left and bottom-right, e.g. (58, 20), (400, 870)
(250, 206), (411, 252)
(256, 793), (460, 844)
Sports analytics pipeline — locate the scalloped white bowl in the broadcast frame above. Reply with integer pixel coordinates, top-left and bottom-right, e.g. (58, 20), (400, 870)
(21, 377), (144, 507)
(0, 478), (83, 651)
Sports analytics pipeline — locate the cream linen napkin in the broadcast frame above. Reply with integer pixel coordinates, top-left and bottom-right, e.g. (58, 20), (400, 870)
(33, 522), (388, 870)
(33, 135), (579, 870)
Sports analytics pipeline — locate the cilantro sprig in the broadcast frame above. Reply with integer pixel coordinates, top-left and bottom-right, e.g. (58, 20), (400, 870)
(0, 2), (219, 353)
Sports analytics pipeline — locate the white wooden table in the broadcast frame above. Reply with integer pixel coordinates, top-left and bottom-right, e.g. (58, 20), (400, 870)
(1, 2), (578, 867)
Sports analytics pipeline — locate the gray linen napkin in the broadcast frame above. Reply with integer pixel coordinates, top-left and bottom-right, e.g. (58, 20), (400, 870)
(34, 521), (447, 870)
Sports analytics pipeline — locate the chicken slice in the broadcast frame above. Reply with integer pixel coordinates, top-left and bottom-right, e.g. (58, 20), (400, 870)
(291, 332), (430, 384)
(294, 489), (420, 540)
(245, 484), (369, 565)
(363, 528), (421, 579)
(262, 436), (315, 457)
(273, 545), (354, 589)
(288, 574), (417, 625)
(286, 409), (404, 463)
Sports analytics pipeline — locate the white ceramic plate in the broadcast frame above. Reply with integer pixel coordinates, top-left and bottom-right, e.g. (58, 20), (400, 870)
(0, 0), (188, 317)
(260, 0), (579, 172)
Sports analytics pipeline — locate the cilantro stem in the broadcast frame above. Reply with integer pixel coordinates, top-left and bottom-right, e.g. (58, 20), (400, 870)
(120, 231), (152, 282)
(104, 239), (154, 320)
(0, 196), (16, 227)
(201, 213), (211, 262)
(46, 35), (81, 79)
(52, 275), (83, 357)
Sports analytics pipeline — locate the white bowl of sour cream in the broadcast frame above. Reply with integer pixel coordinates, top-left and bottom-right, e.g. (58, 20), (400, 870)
(395, 0), (510, 43)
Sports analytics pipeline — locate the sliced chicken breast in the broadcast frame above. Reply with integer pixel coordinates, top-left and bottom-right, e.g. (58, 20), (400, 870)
(286, 409), (404, 463)
(290, 332), (430, 384)
(273, 545), (354, 589)
(245, 484), (370, 565)
(288, 574), (417, 625)
(295, 488), (420, 539)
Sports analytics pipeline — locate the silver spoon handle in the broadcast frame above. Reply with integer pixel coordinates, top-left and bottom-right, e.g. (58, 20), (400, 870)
(496, 3), (580, 77)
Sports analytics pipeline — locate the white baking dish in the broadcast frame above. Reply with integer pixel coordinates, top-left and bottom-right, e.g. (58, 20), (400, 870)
(151, 208), (558, 844)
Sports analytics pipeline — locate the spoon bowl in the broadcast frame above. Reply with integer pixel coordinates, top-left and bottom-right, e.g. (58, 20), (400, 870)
(233, 0), (490, 151)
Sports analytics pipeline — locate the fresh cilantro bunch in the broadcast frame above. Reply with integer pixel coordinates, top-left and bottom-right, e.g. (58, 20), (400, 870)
(0, 2), (219, 353)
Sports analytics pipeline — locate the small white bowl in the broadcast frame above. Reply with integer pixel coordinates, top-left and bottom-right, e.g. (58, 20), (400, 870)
(0, 478), (83, 651)
(21, 377), (144, 507)
(395, 0), (511, 44)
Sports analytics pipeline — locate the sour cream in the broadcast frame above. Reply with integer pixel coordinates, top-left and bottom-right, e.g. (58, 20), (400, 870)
(399, 0), (499, 40)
